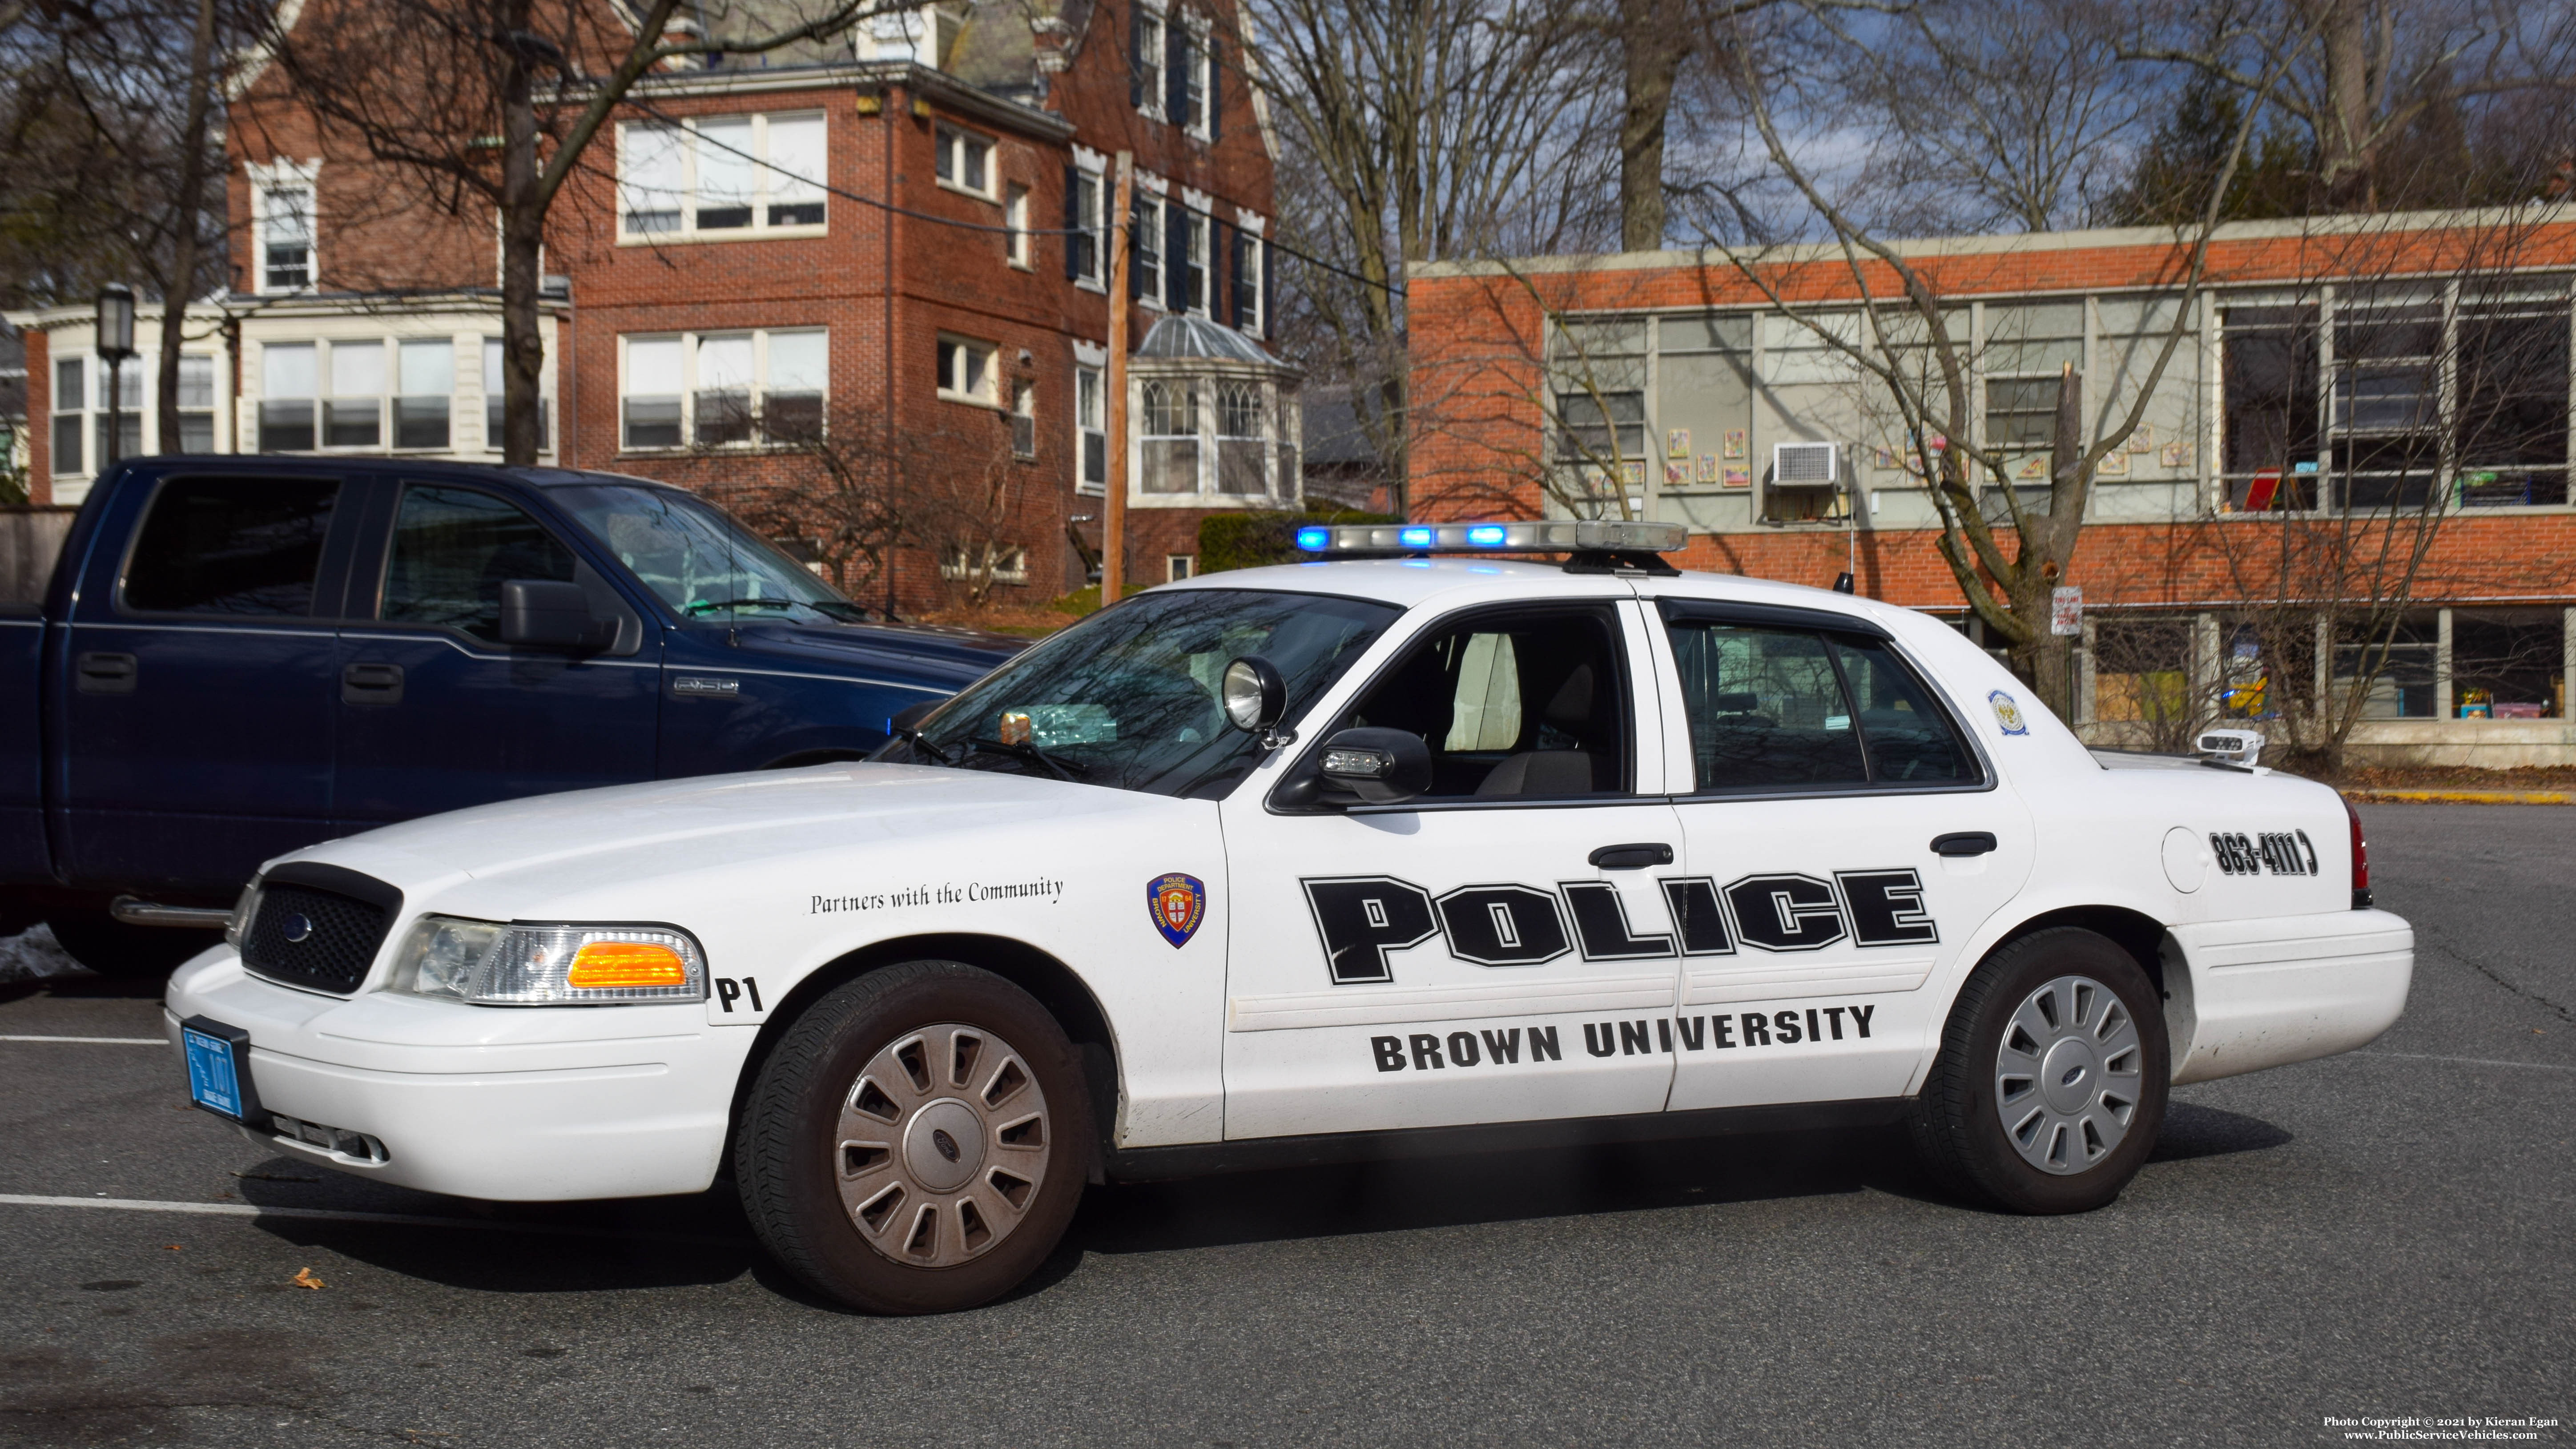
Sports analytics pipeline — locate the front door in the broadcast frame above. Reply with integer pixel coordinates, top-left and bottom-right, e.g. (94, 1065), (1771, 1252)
(1644, 601), (2035, 1112)
(1220, 597), (1689, 1140)
(333, 482), (659, 829)
(57, 472), (352, 894)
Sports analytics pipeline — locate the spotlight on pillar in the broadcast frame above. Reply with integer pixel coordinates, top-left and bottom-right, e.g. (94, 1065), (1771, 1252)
(95, 282), (138, 470)
(1832, 571), (1856, 595)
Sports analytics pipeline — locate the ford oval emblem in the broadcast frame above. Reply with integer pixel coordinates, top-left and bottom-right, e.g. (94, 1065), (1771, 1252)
(281, 913), (314, 944)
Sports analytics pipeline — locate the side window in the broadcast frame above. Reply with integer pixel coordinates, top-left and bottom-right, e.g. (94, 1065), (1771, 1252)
(1667, 618), (1972, 791)
(1346, 608), (1630, 799)
(379, 486), (577, 643)
(1830, 636), (1973, 783)
(124, 477), (339, 616)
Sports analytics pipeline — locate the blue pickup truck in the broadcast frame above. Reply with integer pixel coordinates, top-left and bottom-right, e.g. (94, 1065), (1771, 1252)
(0, 456), (1022, 976)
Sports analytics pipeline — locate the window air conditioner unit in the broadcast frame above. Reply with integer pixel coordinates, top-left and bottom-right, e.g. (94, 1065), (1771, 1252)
(1773, 441), (1838, 487)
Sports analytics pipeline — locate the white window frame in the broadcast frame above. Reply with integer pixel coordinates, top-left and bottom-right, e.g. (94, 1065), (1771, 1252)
(934, 123), (998, 201)
(616, 327), (827, 452)
(939, 542), (1029, 584)
(1010, 378), (1037, 458)
(1184, 209), (1210, 315)
(482, 336), (558, 455)
(1071, 151), (1108, 292)
(1166, 554), (1195, 582)
(616, 113), (830, 244)
(1234, 219), (1266, 337)
(249, 160), (320, 295)
(1135, 3), (1167, 124)
(936, 333), (1001, 408)
(1075, 362), (1107, 495)
(1134, 192), (1167, 311)
(1006, 183), (1032, 268)
(50, 354), (89, 476)
(1180, 10), (1214, 140)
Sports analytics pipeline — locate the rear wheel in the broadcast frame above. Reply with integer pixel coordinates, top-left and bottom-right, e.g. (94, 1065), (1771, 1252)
(1908, 926), (2169, 1214)
(43, 910), (223, 980)
(736, 961), (1091, 1314)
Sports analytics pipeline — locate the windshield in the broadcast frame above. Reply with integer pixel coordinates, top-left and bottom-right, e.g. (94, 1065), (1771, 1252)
(552, 483), (867, 624)
(877, 588), (1402, 797)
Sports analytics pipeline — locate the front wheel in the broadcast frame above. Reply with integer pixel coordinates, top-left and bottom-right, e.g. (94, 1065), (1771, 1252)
(735, 961), (1092, 1313)
(1908, 927), (2170, 1214)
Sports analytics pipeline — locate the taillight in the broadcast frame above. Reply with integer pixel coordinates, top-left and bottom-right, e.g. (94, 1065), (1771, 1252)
(2344, 794), (2371, 909)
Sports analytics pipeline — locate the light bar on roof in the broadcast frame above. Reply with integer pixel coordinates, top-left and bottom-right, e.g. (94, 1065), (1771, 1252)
(1294, 519), (1686, 556)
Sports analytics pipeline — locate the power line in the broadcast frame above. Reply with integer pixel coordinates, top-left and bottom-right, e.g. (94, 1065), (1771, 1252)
(614, 90), (1402, 296)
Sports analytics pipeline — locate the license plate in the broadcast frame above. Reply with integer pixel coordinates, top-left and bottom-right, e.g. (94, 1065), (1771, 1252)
(181, 1016), (262, 1123)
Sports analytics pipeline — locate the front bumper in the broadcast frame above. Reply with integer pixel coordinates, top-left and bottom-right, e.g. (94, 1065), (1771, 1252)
(165, 947), (741, 1201)
(2168, 908), (2414, 1085)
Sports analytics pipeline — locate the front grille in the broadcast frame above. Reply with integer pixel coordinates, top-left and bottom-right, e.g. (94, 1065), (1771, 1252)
(243, 882), (390, 995)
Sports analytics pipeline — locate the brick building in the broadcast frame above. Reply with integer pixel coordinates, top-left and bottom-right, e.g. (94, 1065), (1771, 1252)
(1405, 209), (2576, 764)
(8, 0), (1300, 606)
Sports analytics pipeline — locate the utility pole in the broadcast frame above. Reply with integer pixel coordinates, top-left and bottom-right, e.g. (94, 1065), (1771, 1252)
(1102, 153), (1134, 607)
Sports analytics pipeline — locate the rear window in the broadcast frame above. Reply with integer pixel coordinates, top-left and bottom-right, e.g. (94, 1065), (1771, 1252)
(1667, 619), (1975, 791)
(124, 477), (339, 616)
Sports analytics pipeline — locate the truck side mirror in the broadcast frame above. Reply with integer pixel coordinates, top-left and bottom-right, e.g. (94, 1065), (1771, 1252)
(1316, 727), (1432, 806)
(499, 579), (609, 651)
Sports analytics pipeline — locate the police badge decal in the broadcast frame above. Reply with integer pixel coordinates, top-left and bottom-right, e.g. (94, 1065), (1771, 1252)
(1148, 873), (1208, 947)
(1988, 689), (2029, 736)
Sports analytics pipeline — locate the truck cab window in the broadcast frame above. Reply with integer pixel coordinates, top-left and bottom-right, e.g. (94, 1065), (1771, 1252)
(123, 477), (339, 616)
(379, 485), (577, 643)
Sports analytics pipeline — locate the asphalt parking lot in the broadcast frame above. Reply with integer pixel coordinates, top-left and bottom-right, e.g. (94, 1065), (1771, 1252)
(0, 803), (2568, 1447)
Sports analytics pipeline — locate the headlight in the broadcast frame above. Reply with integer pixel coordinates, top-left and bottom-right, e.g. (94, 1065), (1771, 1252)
(225, 880), (262, 950)
(387, 916), (708, 1006)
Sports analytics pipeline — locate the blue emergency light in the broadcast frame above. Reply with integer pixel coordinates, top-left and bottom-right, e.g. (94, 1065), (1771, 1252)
(1291, 519), (1687, 574)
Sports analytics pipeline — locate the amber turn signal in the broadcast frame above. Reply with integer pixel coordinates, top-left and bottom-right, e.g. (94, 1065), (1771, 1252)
(566, 940), (692, 990)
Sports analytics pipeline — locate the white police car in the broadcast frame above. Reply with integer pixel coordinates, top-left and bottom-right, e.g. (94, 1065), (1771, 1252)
(166, 521), (2412, 1313)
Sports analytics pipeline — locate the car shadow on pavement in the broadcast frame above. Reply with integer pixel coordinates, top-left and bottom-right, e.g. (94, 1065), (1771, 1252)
(2146, 1101), (2295, 1162)
(0, 971), (169, 1005)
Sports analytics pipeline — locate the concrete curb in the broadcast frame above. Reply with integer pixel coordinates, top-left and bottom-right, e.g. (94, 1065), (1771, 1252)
(2343, 789), (2575, 805)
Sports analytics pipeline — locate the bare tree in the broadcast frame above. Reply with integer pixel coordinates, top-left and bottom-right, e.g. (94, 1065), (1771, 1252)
(1236, 0), (1621, 515)
(2124, 0), (2576, 211)
(258, 0), (933, 465)
(1666, 0), (2291, 714)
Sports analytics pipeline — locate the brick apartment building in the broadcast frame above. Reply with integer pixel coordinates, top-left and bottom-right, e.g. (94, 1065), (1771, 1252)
(1406, 209), (2576, 764)
(8, 0), (1300, 604)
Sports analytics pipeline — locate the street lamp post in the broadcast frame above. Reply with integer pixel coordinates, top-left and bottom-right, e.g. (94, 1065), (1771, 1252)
(94, 283), (137, 470)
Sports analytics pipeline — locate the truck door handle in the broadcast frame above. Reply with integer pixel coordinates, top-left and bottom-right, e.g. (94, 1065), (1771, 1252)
(341, 661), (404, 706)
(75, 652), (136, 695)
(1931, 832), (1997, 857)
(1588, 843), (1674, 870)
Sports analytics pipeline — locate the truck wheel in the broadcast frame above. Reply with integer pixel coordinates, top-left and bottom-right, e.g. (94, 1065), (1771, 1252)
(43, 910), (222, 980)
(1907, 927), (2169, 1214)
(736, 961), (1091, 1314)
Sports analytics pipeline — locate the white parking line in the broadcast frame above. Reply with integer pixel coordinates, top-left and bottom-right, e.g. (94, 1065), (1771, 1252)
(2350, 1051), (2576, 1073)
(0, 1193), (745, 1246)
(0, 1034), (165, 1045)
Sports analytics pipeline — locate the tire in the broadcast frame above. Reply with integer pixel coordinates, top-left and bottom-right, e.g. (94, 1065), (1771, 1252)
(1907, 926), (2170, 1214)
(736, 960), (1092, 1314)
(43, 910), (223, 980)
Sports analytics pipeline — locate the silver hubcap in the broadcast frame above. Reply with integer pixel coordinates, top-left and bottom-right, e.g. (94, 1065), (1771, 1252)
(836, 1023), (1051, 1267)
(1995, 974), (2143, 1175)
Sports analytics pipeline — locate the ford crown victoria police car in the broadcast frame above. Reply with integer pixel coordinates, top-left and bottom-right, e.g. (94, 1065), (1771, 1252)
(165, 522), (2412, 1314)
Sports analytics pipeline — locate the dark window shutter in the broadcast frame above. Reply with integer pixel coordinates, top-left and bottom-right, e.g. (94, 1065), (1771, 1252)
(1166, 23), (1189, 125)
(1130, 197), (1150, 300)
(1206, 32), (1222, 141)
(1063, 165), (1085, 279)
(1129, 3), (1147, 109)
(1259, 236), (1274, 338)
(1165, 201), (1190, 312)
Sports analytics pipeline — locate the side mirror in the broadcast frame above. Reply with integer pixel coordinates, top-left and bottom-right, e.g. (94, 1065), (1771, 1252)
(1316, 726), (1431, 805)
(499, 579), (608, 651)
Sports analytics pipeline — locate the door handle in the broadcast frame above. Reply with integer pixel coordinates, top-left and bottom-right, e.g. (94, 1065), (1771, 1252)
(1588, 842), (1674, 870)
(341, 661), (404, 706)
(1931, 832), (1997, 857)
(75, 652), (136, 695)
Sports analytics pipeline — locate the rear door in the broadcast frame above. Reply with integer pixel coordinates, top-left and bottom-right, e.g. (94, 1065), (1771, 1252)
(331, 481), (659, 829)
(1645, 601), (2034, 1112)
(56, 470), (354, 894)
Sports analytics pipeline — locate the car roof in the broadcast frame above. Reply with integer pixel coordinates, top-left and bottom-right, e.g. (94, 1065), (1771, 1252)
(1156, 555), (1919, 628)
(109, 455), (685, 494)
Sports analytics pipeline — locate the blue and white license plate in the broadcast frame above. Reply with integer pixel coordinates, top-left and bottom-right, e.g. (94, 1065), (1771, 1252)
(181, 1018), (254, 1121)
